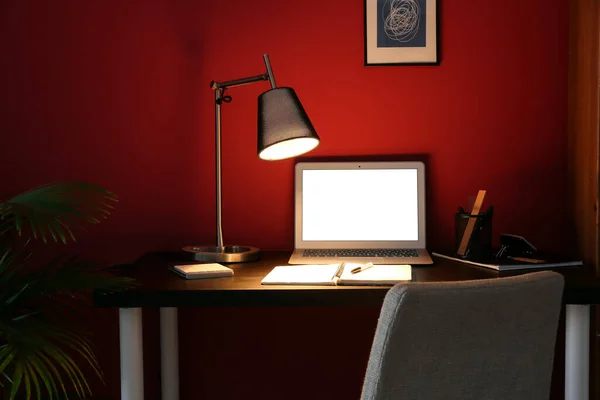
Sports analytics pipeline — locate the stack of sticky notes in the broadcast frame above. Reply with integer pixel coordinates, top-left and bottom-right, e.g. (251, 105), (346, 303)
(170, 263), (233, 279)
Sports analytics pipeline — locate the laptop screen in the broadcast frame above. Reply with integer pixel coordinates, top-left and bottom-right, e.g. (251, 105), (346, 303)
(302, 169), (419, 241)
(295, 161), (427, 249)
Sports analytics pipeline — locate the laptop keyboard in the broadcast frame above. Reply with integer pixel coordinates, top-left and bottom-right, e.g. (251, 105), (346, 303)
(302, 249), (419, 258)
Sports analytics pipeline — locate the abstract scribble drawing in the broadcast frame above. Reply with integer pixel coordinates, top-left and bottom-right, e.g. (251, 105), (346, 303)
(382, 0), (421, 43)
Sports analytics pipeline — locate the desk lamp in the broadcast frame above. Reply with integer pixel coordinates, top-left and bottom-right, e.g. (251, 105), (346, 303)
(183, 54), (320, 263)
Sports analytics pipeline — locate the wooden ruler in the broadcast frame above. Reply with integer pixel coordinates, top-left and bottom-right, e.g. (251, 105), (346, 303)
(457, 190), (487, 256)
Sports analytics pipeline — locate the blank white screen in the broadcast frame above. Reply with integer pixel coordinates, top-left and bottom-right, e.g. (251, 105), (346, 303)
(302, 169), (419, 241)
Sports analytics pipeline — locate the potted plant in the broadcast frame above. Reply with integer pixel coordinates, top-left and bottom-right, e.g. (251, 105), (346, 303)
(0, 181), (134, 399)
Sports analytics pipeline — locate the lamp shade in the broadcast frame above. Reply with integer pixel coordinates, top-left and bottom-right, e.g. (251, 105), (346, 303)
(257, 87), (320, 160)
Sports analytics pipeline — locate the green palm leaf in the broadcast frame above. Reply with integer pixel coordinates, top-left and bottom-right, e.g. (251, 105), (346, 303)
(28, 355), (57, 400)
(8, 363), (23, 400)
(0, 286), (117, 399)
(0, 250), (134, 399)
(0, 181), (133, 399)
(0, 181), (118, 244)
(24, 361), (42, 400)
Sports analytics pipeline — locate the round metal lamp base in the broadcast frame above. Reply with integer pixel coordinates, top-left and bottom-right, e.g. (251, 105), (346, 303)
(182, 245), (260, 263)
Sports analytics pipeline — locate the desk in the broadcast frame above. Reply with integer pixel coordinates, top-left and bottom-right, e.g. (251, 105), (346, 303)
(94, 251), (599, 400)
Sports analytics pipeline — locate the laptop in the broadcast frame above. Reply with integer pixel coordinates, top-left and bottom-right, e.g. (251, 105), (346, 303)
(289, 161), (433, 265)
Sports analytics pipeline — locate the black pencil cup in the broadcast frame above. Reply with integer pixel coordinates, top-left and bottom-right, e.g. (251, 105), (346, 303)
(454, 210), (493, 261)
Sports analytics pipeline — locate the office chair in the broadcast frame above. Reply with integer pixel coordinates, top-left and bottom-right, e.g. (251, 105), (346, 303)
(360, 271), (564, 400)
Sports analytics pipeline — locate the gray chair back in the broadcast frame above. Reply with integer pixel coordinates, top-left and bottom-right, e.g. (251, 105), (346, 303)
(361, 271), (564, 400)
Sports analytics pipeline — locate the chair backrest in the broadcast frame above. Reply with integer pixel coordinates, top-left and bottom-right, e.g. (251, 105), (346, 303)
(360, 271), (564, 400)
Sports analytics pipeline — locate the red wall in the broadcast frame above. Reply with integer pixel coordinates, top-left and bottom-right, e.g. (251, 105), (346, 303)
(0, 0), (569, 399)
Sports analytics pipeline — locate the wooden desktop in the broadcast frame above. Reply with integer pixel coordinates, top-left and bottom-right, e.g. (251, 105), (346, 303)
(94, 251), (600, 400)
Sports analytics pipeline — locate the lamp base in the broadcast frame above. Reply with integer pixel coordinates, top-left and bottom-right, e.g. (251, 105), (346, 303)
(182, 245), (260, 263)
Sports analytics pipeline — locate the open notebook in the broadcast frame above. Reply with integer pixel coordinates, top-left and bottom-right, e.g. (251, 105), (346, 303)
(261, 263), (412, 286)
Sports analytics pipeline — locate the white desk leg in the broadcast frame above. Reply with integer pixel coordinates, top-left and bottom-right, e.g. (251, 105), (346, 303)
(160, 307), (179, 400)
(119, 308), (144, 400)
(565, 304), (590, 400)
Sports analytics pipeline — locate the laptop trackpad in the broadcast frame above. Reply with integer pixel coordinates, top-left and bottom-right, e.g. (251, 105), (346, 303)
(337, 257), (386, 264)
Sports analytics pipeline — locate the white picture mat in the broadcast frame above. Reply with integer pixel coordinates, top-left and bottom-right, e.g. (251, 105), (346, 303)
(365, 0), (437, 64)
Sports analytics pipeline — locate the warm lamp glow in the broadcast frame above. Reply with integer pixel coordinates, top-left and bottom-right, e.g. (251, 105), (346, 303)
(259, 137), (320, 161)
(257, 87), (319, 160)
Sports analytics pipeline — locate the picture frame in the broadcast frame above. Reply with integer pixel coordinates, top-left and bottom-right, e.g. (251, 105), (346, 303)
(364, 0), (439, 66)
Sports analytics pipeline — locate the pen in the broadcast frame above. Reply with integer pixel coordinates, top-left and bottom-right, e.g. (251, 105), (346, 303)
(333, 262), (345, 281)
(351, 262), (374, 274)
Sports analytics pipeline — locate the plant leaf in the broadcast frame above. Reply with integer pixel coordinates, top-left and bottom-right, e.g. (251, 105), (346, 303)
(24, 361), (42, 400)
(3, 181), (118, 244)
(54, 332), (102, 383)
(28, 355), (56, 400)
(4, 282), (30, 306)
(36, 352), (68, 398)
(8, 362), (23, 400)
(0, 350), (15, 375)
(45, 342), (94, 398)
(0, 181), (125, 399)
(23, 366), (32, 400)
(2, 371), (13, 384)
(1, 315), (104, 399)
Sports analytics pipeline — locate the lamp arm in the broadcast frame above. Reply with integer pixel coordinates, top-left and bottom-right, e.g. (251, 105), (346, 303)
(211, 73), (269, 90)
(211, 54), (277, 90)
(212, 53), (278, 249)
(263, 54), (277, 89)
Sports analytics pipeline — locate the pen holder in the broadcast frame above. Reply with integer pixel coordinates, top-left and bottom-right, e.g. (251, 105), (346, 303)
(455, 210), (493, 261)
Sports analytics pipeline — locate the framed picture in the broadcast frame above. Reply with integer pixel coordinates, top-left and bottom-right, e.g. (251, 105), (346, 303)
(364, 0), (439, 66)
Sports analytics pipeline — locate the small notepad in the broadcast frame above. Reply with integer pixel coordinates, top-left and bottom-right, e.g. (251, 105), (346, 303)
(171, 263), (234, 279)
(261, 264), (412, 286)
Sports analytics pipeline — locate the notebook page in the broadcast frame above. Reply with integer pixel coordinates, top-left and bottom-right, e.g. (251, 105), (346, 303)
(339, 264), (412, 285)
(261, 265), (340, 285)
